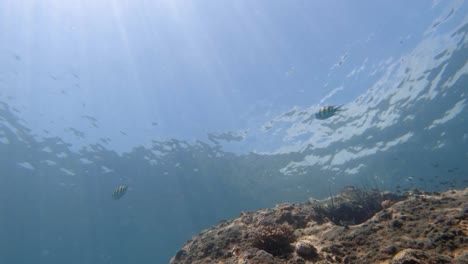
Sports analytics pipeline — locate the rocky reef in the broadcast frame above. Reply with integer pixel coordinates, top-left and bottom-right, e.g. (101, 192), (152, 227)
(170, 187), (467, 264)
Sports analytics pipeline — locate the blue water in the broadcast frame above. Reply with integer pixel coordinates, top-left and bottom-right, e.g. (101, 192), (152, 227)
(1, 1), (467, 263)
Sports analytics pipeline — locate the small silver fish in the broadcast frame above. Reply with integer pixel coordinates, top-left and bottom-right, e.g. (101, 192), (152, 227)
(112, 185), (128, 200)
(315, 105), (344, 120)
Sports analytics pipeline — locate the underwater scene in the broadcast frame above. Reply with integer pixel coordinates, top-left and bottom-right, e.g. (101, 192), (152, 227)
(0, 1), (467, 263)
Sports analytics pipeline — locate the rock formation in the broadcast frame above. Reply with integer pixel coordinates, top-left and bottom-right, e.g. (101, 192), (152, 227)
(170, 187), (467, 264)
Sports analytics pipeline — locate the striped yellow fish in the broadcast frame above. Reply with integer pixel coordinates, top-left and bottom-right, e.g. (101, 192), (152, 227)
(112, 185), (128, 200)
(315, 105), (344, 120)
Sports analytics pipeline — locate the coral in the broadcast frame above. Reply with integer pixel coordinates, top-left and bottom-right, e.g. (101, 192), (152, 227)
(309, 186), (404, 226)
(251, 224), (295, 257)
(170, 188), (468, 264)
(381, 199), (392, 208)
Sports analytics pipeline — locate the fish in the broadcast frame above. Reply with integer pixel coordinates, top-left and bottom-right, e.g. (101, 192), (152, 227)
(315, 105), (344, 120)
(112, 185), (128, 200)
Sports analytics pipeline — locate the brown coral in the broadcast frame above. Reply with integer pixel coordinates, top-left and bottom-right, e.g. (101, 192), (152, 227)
(251, 224), (296, 257)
